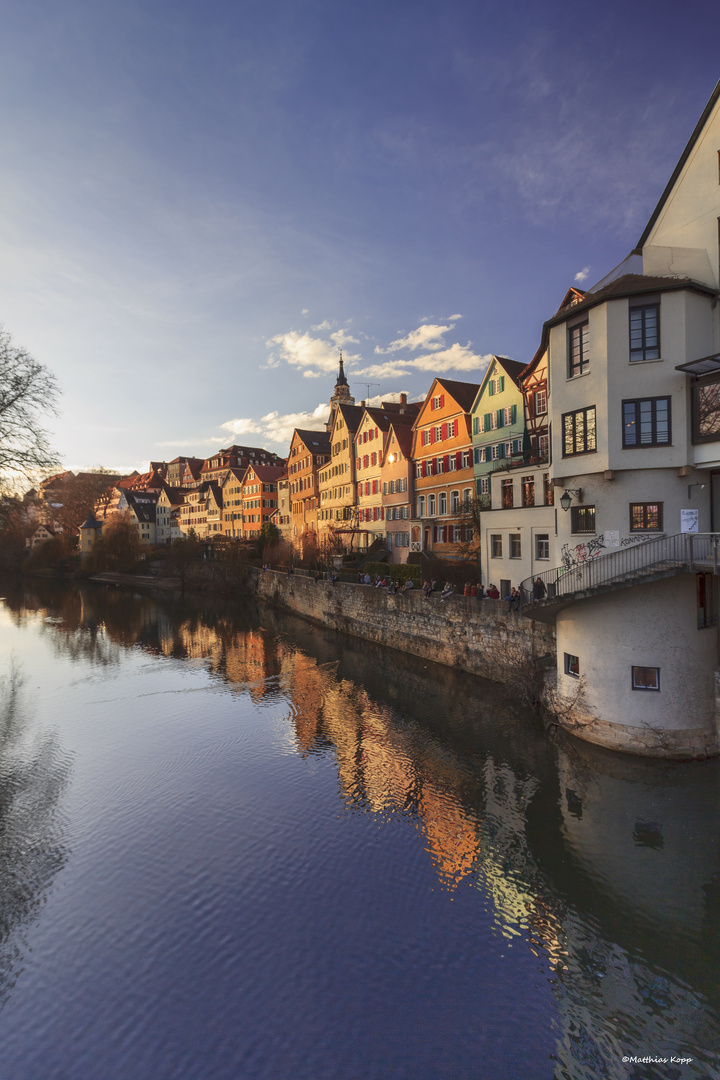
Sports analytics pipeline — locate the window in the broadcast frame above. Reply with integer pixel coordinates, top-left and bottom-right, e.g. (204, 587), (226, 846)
(630, 503), (663, 531)
(563, 406), (597, 456)
(564, 653), (580, 678)
(536, 534), (550, 560)
(692, 376), (720, 443)
(521, 476), (535, 507)
(632, 666), (660, 691)
(450, 491), (460, 513)
(534, 388), (547, 415)
(510, 534), (521, 559)
(428, 494), (436, 515)
(629, 304), (660, 362)
(453, 525), (462, 542)
(491, 534), (502, 558)
(439, 492), (447, 515)
(462, 450), (470, 469)
(478, 476), (489, 495)
(538, 434), (549, 460)
(568, 322), (589, 377)
(698, 572), (716, 628)
(501, 479), (514, 508)
(434, 426), (442, 442)
(571, 506), (596, 534)
(623, 397), (670, 447)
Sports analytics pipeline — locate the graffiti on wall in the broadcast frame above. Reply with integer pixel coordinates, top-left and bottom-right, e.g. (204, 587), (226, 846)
(560, 534), (606, 570)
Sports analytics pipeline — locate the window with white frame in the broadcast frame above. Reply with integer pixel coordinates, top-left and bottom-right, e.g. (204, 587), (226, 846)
(462, 450), (470, 468)
(450, 491), (460, 513)
(439, 492), (447, 514)
(417, 495), (425, 517)
(428, 494), (436, 515)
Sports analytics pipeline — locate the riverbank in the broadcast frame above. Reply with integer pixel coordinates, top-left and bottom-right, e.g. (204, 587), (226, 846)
(248, 566), (555, 682)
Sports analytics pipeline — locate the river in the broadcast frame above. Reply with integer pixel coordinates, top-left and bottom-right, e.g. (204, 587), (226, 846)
(0, 579), (718, 1080)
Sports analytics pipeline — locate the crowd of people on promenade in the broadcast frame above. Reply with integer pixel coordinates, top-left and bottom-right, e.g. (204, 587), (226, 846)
(263, 562), (542, 610)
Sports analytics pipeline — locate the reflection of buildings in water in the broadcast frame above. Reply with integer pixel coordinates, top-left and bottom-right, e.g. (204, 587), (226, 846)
(279, 650), (329, 754)
(0, 663), (70, 1001)
(418, 780), (480, 887)
(358, 704), (416, 814)
(224, 630), (282, 702)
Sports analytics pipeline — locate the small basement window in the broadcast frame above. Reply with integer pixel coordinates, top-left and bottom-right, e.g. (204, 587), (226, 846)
(632, 666), (660, 691)
(564, 653), (580, 677)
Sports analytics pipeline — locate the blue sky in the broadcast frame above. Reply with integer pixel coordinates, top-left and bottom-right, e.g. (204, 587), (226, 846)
(1, 0), (718, 473)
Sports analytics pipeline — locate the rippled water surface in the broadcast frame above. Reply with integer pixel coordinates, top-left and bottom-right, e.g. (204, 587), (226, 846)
(0, 580), (719, 1080)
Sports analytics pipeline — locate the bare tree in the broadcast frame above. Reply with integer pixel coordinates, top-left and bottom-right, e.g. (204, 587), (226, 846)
(0, 327), (61, 491)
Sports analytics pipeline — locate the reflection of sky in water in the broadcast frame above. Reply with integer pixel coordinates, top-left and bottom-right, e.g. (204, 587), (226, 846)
(0, 581), (718, 1079)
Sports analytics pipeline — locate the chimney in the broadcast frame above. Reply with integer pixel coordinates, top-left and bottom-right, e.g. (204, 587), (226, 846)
(400, 393), (407, 405)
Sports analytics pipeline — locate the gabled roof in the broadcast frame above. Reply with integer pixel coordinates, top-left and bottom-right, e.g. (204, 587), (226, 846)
(362, 406), (416, 433)
(118, 469), (165, 491)
(637, 78), (720, 250)
(387, 422), (414, 459)
(434, 377), (483, 412)
(333, 402), (365, 433)
(293, 429), (331, 452)
(245, 464), (286, 482)
(554, 287), (587, 315)
(222, 467), (248, 485)
(470, 356), (526, 414)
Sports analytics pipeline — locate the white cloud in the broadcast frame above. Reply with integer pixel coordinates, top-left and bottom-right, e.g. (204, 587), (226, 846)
(312, 319), (331, 331)
(377, 322), (454, 354)
(574, 266), (591, 282)
(356, 344), (492, 380)
(265, 328), (361, 376)
(219, 403), (330, 451)
(301, 308), (309, 315)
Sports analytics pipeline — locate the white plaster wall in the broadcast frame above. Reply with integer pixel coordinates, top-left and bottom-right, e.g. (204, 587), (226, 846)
(481, 504), (556, 588)
(552, 467), (711, 567)
(556, 576), (718, 733)
(643, 100), (720, 288)
(550, 306), (610, 480)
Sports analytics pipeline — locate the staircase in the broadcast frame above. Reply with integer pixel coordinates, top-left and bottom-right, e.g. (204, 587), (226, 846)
(521, 533), (720, 621)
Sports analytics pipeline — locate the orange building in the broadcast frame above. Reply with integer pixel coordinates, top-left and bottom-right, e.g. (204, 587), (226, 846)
(288, 429), (331, 551)
(240, 464), (285, 539)
(411, 378), (480, 559)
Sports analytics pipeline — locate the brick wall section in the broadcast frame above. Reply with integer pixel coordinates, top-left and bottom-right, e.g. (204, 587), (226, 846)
(249, 569), (555, 681)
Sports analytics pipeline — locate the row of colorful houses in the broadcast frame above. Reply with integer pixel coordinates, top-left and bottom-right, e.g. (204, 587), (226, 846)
(76, 79), (720, 758)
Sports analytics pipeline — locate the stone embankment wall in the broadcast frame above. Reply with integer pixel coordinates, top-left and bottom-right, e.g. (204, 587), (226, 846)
(249, 569), (555, 681)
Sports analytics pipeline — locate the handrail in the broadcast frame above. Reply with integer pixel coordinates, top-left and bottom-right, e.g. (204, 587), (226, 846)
(521, 532), (720, 609)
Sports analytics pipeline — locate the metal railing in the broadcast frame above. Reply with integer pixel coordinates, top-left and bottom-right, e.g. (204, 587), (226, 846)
(521, 532), (720, 609)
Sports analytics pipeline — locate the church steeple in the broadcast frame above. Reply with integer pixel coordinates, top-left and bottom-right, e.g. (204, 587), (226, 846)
(328, 350), (355, 417)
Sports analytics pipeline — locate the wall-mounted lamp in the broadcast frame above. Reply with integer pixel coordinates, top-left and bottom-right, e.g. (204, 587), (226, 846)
(559, 488), (583, 512)
(688, 482), (706, 499)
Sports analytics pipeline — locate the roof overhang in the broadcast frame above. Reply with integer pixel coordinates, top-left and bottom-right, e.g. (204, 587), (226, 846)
(676, 353), (720, 376)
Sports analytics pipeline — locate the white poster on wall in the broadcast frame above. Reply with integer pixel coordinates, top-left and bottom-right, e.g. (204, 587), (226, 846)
(681, 509), (699, 533)
(604, 530), (620, 548)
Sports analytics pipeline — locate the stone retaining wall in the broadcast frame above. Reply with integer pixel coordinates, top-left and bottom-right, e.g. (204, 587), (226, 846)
(249, 568), (555, 681)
